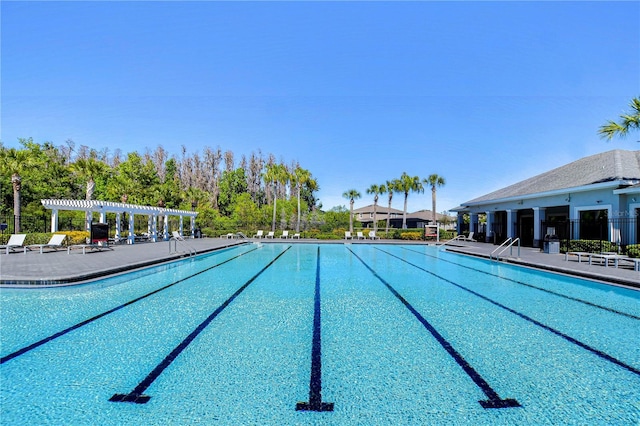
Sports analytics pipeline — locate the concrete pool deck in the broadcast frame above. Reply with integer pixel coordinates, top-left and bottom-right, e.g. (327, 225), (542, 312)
(0, 237), (638, 288)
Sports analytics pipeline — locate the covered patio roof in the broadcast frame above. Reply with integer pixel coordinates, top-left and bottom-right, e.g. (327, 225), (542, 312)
(41, 199), (198, 243)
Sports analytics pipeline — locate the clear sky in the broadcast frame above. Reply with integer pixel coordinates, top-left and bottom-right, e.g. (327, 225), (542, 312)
(2, 1), (639, 213)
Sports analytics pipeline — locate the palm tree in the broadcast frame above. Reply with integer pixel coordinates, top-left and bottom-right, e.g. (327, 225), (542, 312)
(396, 172), (424, 229)
(293, 166), (311, 232)
(264, 163), (290, 232)
(0, 148), (30, 233)
(383, 179), (398, 234)
(598, 97), (640, 141)
(366, 184), (384, 232)
(342, 189), (361, 233)
(71, 158), (108, 201)
(424, 174), (446, 224)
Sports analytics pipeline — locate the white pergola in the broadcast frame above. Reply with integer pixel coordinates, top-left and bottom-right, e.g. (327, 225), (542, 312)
(41, 199), (198, 244)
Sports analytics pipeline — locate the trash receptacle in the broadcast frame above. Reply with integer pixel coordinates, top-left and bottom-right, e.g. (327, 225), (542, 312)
(543, 234), (560, 254)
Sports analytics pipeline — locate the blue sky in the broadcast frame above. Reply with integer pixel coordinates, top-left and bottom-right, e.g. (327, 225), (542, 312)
(2, 1), (639, 213)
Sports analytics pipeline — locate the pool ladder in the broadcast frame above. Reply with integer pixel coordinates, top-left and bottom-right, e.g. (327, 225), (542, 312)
(490, 238), (520, 261)
(169, 237), (197, 257)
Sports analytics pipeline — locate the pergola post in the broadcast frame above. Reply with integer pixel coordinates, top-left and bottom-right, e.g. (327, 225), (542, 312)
(128, 212), (135, 244)
(115, 213), (121, 240)
(151, 214), (158, 242)
(50, 209), (59, 233)
(179, 216), (184, 237)
(163, 215), (169, 241)
(191, 216), (196, 238)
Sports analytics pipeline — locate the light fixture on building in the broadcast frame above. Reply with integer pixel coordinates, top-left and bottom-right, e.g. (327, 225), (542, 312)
(596, 200), (602, 204)
(565, 194), (571, 202)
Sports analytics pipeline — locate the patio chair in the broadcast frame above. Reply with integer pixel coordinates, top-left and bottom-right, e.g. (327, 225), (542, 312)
(253, 230), (264, 238)
(265, 231), (275, 239)
(369, 231), (379, 240)
(280, 230), (289, 239)
(27, 234), (67, 254)
(292, 233), (300, 239)
(357, 231), (365, 240)
(345, 231), (353, 240)
(459, 232), (476, 242)
(1, 234), (27, 254)
(172, 231), (185, 241)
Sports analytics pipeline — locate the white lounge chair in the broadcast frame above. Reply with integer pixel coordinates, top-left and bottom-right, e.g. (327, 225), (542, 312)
(345, 231), (353, 240)
(28, 234), (66, 254)
(266, 231), (275, 239)
(459, 232), (476, 242)
(280, 230), (289, 239)
(357, 231), (365, 240)
(1, 234), (27, 254)
(172, 231), (185, 241)
(253, 230), (264, 238)
(292, 233), (300, 239)
(369, 231), (379, 240)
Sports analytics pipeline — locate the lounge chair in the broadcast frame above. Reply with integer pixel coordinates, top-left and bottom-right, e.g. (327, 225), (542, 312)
(1, 234), (27, 254)
(357, 231), (365, 240)
(266, 231), (275, 239)
(459, 232), (476, 242)
(345, 231), (353, 240)
(280, 230), (289, 239)
(369, 231), (379, 240)
(253, 230), (264, 238)
(67, 243), (113, 254)
(292, 233), (300, 239)
(172, 231), (185, 241)
(27, 234), (66, 254)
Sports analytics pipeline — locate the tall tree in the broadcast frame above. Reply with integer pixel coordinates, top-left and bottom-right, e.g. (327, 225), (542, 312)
(366, 184), (384, 232)
(342, 189), (361, 233)
(293, 166), (311, 232)
(396, 172), (424, 229)
(71, 158), (109, 201)
(383, 179), (398, 234)
(424, 174), (446, 223)
(0, 148), (30, 232)
(264, 163), (290, 231)
(598, 97), (640, 141)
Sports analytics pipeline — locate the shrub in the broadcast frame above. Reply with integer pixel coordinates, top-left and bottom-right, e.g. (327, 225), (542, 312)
(626, 244), (640, 258)
(561, 239), (617, 253)
(400, 231), (422, 240)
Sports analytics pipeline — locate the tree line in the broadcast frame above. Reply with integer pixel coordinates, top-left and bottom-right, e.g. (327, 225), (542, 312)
(0, 138), (324, 234)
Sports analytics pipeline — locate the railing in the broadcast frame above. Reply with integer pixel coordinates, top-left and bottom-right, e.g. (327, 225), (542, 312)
(437, 234), (466, 250)
(169, 236), (196, 257)
(490, 238), (520, 261)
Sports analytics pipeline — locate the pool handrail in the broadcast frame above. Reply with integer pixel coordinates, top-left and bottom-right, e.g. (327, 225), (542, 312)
(170, 234), (196, 257)
(438, 234), (466, 250)
(490, 237), (520, 261)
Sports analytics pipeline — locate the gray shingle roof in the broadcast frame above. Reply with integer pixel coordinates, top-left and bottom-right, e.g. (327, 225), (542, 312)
(464, 149), (640, 204)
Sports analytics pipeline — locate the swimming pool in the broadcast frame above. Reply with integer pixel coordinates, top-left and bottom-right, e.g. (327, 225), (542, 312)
(1, 243), (639, 424)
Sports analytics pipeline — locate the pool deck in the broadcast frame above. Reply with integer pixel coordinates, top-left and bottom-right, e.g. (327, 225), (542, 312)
(0, 237), (638, 288)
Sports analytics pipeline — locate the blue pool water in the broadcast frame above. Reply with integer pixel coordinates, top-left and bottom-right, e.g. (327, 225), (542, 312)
(1, 243), (639, 425)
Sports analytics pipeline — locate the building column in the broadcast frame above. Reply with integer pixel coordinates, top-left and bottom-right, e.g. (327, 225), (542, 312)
(179, 216), (184, 237)
(506, 209), (514, 239)
(457, 213), (464, 235)
(50, 209), (59, 232)
(191, 216), (196, 238)
(533, 207), (545, 248)
(470, 213), (478, 235)
(485, 211), (494, 243)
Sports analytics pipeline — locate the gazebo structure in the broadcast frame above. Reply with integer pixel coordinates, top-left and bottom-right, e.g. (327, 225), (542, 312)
(41, 199), (199, 244)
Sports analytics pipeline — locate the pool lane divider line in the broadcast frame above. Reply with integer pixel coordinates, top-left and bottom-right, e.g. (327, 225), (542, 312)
(377, 248), (640, 377)
(401, 247), (640, 321)
(110, 246), (292, 404)
(0, 246), (259, 365)
(296, 246), (335, 412)
(347, 247), (520, 410)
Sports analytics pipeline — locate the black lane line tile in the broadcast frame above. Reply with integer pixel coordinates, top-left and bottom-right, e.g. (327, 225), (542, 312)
(401, 247), (640, 321)
(296, 246), (334, 412)
(379, 248), (640, 377)
(110, 246), (292, 404)
(348, 247), (520, 410)
(0, 246), (257, 365)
